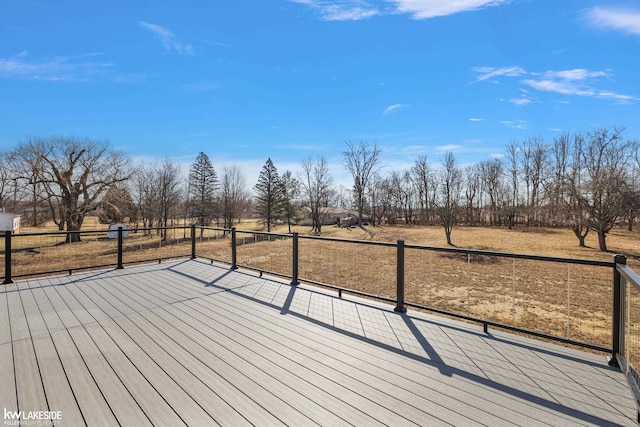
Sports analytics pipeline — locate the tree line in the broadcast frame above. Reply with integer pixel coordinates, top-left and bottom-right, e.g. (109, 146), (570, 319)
(0, 128), (637, 251)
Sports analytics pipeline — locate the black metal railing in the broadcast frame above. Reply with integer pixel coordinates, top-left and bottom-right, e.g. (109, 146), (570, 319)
(612, 256), (640, 422)
(3, 224), (638, 420)
(0, 226), (630, 357)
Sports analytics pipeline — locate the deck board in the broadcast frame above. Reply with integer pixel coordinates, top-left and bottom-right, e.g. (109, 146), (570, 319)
(1, 259), (637, 426)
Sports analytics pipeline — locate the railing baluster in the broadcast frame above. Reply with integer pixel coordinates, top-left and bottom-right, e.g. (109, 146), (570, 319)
(191, 224), (196, 260)
(3, 231), (13, 284)
(394, 239), (406, 313)
(291, 232), (299, 286)
(116, 226), (124, 269)
(610, 254), (626, 367)
(231, 227), (237, 270)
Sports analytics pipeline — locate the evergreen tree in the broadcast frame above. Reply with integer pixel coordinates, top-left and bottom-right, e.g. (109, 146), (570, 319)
(254, 158), (283, 232)
(280, 170), (301, 233)
(97, 185), (137, 224)
(188, 152), (218, 235)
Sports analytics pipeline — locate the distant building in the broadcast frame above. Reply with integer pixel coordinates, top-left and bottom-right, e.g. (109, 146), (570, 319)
(0, 212), (20, 235)
(300, 207), (359, 226)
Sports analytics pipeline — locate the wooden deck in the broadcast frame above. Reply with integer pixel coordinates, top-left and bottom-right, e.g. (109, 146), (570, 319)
(1, 259), (637, 426)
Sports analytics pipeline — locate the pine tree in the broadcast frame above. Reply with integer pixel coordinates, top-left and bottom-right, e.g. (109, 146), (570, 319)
(188, 152), (218, 235)
(280, 170), (301, 233)
(254, 158), (283, 232)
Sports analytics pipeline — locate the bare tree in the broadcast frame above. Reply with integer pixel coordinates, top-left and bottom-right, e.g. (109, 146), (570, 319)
(464, 164), (481, 225)
(13, 137), (130, 241)
(343, 141), (381, 226)
(411, 155), (434, 225)
(390, 170), (415, 224)
(573, 128), (632, 251)
(10, 140), (48, 226)
(156, 160), (183, 240)
(504, 141), (520, 229)
(131, 163), (158, 231)
(299, 157), (333, 235)
(480, 159), (503, 226)
(566, 133), (590, 247)
(437, 152), (462, 245)
(220, 165), (248, 231)
(545, 133), (571, 226)
(521, 137), (548, 225)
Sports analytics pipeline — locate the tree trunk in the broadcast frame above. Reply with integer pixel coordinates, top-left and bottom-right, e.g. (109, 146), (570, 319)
(65, 215), (83, 243)
(572, 224), (589, 247)
(597, 229), (608, 252)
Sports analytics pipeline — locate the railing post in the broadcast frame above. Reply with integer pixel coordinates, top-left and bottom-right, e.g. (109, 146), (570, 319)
(394, 239), (406, 313)
(291, 232), (299, 286)
(191, 224), (197, 260)
(116, 227), (124, 269)
(610, 254), (627, 368)
(3, 231), (13, 284)
(231, 227), (237, 270)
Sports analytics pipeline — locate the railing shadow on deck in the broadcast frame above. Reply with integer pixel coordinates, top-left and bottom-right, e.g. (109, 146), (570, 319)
(163, 260), (627, 426)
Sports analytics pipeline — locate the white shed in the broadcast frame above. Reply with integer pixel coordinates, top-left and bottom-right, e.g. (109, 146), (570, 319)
(107, 223), (129, 239)
(0, 213), (20, 234)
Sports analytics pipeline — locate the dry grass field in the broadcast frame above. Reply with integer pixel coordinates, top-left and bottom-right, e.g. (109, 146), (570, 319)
(4, 217), (640, 354)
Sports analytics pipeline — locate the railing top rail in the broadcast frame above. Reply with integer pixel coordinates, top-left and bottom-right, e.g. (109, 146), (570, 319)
(10, 229), (109, 238)
(234, 229), (292, 238)
(617, 264), (640, 290)
(10, 225), (201, 238)
(297, 233), (398, 248)
(198, 226), (232, 232)
(6, 225), (616, 267)
(404, 242), (615, 267)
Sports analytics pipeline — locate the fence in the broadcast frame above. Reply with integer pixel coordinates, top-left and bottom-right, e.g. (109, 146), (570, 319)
(0, 226), (634, 360)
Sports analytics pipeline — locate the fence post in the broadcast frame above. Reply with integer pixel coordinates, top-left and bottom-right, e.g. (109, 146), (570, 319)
(231, 227), (238, 270)
(394, 239), (407, 313)
(291, 232), (299, 286)
(3, 231), (13, 284)
(610, 254), (626, 368)
(116, 227), (124, 269)
(191, 224), (197, 259)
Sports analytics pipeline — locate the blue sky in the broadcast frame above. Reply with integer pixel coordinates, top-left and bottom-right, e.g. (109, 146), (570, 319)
(1, 0), (639, 187)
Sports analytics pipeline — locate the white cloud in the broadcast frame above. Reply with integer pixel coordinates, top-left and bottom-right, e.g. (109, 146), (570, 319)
(436, 144), (462, 152)
(468, 118), (484, 122)
(383, 103), (409, 115)
(390, 0), (511, 19)
(287, 1), (379, 21)
(509, 97), (532, 106)
(139, 21), (195, 55)
(585, 7), (640, 35)
(473, 65), (638, 104)
(0, 52), (113, 81)
(500, 120), (528, 129)
(541, 69), (610, 81)
(471, 66), (526, 83)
